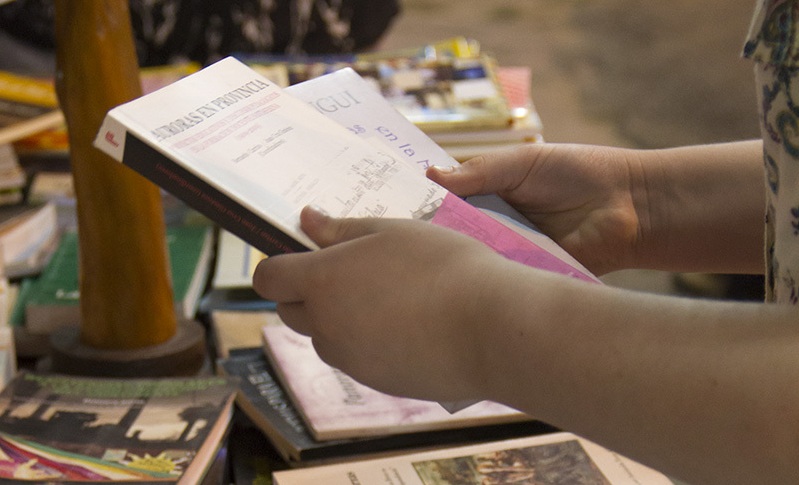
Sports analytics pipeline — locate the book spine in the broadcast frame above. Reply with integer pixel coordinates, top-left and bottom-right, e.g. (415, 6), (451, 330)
(121, 132), (309, 256)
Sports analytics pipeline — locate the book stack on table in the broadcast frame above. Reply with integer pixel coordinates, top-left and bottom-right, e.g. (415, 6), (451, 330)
(242, 37), (544, 161)
(211, 310), (675, 485)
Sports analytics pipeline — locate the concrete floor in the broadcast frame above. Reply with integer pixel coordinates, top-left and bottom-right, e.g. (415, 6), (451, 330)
(380, 0), (761, 295)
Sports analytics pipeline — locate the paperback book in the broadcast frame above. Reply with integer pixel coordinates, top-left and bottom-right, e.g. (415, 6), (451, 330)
(94, 56), (597, 285)
(271, 431), (674, 485)
(261, 322), (533, 442)
(218, 346), (556, 465)
(0, 371), (237, 483)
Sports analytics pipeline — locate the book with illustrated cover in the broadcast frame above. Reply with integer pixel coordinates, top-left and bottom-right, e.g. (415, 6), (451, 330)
(0, 371), (237, 483)
(94, 57), (597, 287)
(261, 322), (533, 442)
(272, 431), (675, 485)
(218, 345), (557, 465)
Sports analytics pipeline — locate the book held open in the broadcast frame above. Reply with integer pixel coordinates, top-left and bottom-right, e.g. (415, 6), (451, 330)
(94, 56), (597, 284)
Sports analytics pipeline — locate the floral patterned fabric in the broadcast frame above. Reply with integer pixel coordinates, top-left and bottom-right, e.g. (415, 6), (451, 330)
(0, 0), (401, 67)
(744, 0), (799, 303)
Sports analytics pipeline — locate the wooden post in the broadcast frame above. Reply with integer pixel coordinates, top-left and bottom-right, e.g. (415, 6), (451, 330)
(49, 0), (205, 376)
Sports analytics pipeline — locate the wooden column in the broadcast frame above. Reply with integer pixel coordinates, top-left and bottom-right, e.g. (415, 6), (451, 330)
(49, 0), (205, 376)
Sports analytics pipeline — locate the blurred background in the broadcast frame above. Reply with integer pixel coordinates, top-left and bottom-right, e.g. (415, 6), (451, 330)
(382, 0), (762, 296)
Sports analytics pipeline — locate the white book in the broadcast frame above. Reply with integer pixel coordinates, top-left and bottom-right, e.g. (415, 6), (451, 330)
(95, 57), (596, 285)
(272, 431), (674, 485)
(261, 321), (531, 441)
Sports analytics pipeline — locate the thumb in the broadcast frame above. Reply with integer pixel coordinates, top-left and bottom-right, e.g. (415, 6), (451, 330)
(426, 158), (489, 196)
(428, 145), (544, 196)
(300, 205), (382, 248)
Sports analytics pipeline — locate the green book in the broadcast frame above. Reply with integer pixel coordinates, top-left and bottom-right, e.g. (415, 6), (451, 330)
(19, 224), (214, 336)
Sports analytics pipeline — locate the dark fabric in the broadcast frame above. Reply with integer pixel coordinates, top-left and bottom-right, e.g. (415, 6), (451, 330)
(0, 0), (401, 67)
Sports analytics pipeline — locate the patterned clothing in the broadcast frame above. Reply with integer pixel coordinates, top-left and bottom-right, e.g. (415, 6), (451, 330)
(744, 0), (799, 303)
(0, 0), (401, 67)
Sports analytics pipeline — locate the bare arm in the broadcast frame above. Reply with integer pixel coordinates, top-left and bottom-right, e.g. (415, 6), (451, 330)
(254, 207), (799, 485)
(479, 260), (799, 485)
(429, 140), (765, 274)
(633, 140), (765, 273)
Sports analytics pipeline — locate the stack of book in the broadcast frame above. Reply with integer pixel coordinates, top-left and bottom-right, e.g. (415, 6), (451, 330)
(242, 37), (544, 161)
(0, 70), (66, 383)
(0, 62), (213, 363)
(213, 310), (557, 468)
(211, 311), (676, 485)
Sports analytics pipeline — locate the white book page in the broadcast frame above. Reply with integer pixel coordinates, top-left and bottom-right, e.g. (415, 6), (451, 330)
(285, 68), (459, 171)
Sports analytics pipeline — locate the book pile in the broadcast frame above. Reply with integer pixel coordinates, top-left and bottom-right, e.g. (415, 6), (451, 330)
(0, 63), (215, 365)
(211, 310), (676, 485)
(243, 37), (544, 161)
(213, 311), (556, 467)
(0, 70), (65, 389)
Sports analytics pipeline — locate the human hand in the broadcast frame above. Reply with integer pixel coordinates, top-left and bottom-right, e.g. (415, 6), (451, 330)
(252, 205), (515, 403)
(428, 143), (647, 275)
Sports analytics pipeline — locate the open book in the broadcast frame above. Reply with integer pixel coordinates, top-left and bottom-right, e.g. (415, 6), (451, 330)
(94, 56), (597, 284)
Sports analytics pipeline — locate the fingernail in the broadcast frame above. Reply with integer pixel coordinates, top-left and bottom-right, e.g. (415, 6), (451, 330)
(304, 204), (330, 223)
(431, 165), (460, 175)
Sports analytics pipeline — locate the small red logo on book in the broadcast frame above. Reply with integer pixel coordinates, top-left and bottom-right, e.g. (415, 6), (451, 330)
(105, 131), (120, 148)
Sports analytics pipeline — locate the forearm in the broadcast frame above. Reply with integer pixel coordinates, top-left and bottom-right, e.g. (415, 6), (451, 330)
(478, 265), (799, 485)
(631, 140), (765, 273)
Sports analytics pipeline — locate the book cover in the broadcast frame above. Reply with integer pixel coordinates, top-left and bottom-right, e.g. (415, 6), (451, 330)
(261, 323), (532, 442)
(0, 371), (237, 483)
(218, 346), (557, 465)
(93, 57), (598, 284)
(21, 225), (214, 336)
(272, 431), (675, 485)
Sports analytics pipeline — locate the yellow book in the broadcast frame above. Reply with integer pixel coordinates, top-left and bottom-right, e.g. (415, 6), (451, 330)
(0, 70), (64, 146)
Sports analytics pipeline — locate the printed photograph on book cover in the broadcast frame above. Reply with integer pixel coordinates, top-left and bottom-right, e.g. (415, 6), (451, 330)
(412, 439), (611, 485)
